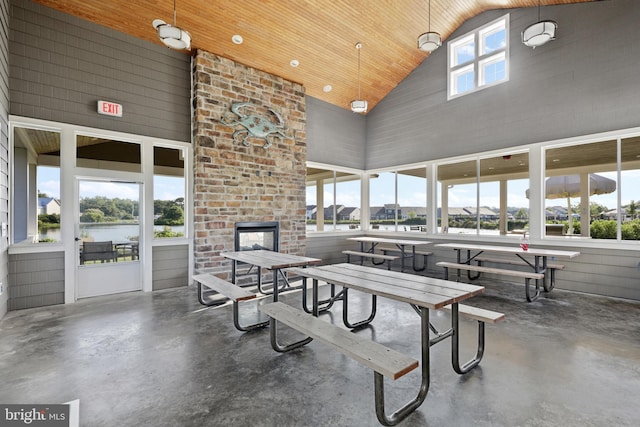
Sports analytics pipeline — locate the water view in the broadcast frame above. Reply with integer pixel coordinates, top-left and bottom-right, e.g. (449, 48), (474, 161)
(40, 224), (185, 242)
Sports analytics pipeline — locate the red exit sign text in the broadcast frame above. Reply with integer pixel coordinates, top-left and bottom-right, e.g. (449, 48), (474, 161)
(97, 100), (123, 117)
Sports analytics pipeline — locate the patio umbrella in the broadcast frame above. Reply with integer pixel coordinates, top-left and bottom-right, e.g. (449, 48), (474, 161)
(526, 173), (616, 234)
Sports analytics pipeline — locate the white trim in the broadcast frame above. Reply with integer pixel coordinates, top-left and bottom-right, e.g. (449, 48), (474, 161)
(8, 115), (193, 302)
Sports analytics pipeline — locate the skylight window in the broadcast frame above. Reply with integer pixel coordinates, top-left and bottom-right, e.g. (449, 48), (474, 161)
(448, 15), (509, 100)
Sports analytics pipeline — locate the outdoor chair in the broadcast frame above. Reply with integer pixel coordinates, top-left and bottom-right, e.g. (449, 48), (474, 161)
(80, 241), (117, 264)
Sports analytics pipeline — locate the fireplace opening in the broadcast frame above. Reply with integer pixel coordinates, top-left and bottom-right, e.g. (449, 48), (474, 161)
(234, 221), (279, 252)
(232, 221), (280, 287)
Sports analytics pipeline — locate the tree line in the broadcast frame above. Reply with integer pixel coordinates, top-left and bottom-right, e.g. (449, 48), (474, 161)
(39, 194), (184, 226)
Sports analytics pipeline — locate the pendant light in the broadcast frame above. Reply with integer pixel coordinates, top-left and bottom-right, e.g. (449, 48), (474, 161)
(152, 0), (192, 50)
(418, 0), (442, 53)
(522, 0), (557, 49)
(350, 42), (368, 114)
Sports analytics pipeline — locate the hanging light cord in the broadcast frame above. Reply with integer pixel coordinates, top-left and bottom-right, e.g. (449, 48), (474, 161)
(173, 0), (177, 26)
(428, 0), (432, 31)
(357, 43), (362, 99)
(538, 0), (541, 22)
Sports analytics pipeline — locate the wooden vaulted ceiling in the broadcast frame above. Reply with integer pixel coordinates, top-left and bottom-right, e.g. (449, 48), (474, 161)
(35, 0), (596, 113)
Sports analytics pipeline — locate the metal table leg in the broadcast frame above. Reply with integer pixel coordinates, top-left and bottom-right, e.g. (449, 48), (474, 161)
(451, 303), (485, 374)
(374, 306), (430, 426)
(269, 268), (313, 352)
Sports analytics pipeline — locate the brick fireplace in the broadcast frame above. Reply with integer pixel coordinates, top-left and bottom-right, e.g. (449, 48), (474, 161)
(192, 50), (307, 278)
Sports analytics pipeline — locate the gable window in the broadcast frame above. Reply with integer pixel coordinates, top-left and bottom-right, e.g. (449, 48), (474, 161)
(448, 15), (509, 100)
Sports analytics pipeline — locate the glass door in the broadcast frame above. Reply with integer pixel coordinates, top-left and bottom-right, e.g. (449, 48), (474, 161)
(76, 179), (141, 298)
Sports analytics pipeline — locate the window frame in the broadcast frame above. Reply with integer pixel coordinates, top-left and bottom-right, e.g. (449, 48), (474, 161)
(448, 14), (510, 100)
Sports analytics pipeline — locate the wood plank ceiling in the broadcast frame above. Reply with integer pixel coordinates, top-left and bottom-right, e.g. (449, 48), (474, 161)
(35, 0), (596, 113)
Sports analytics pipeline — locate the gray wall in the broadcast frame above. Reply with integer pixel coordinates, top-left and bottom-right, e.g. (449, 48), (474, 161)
(152, 245), (188, 290)
(8, 251), (64, 310)
(306, 96), (366, 169)
(0, 0), (9, 319)
(9, 0), (191, 142)
(366, 0), (639, 169)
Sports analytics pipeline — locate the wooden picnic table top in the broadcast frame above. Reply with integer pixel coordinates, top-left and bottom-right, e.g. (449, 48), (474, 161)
(347, 236), (432, 246)
(435, 243), (580, 259)
(286, 262), (484, 310)
(221, 250), (322, 269)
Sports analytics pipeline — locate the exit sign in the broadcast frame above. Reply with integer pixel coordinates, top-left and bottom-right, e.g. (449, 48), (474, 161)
(97, 100), (123, 117)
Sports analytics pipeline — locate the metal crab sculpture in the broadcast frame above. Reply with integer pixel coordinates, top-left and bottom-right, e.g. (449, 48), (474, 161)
(220, 102), (286, 149)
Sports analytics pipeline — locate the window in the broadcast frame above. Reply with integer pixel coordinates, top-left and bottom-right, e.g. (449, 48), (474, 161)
(448, 15), (509, 99)
(306, 166), (361, 232)
(37, 166), (61, 242)
(369, 171), (396, 232)
(543, 139), (640, 241)
(480, 153), (529, 236)
(369, 169), (428, 232)
(438, 160), (477, 234)
(12, 126), (61, 243)
(621, 137), (640, 240)
(397, 168), (427, 232)
(437, 152), (529, 236)
(154, 146), (186, 239)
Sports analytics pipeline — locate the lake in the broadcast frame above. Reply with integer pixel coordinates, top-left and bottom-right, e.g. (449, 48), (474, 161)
(40, 224), (185, 242)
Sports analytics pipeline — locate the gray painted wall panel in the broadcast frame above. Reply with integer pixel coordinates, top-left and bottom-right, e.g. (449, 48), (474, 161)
(8, 251), (64, 310)
(0, 0), (8, 319)
(306, 96), (366, 169)
(152, 245), (188, 290)
(9, 0), (191, 142)
(366, 0), (639, 169)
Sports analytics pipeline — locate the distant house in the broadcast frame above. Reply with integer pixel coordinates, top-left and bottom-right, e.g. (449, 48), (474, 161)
(465, 207), (499, 220)
(38, 197), (60, 216)
(308, 204), (360, 221)
(338, 207), (360, 221)
(604, 208), (629, 221)
(546, 206), (568, 220)
(401, 206), (427, 220)
(369, 205), (400, 220)
(306, 205), (316, 220)
(447, 207), (471, 219)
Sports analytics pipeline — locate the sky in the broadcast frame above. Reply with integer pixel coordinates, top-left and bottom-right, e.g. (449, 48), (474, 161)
(38, 166), (185, 201)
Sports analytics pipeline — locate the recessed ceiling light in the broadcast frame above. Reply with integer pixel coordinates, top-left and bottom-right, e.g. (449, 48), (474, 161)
(232, 35), (243, 44)
(290, 59), (299, 67)
(323, 85), (332, 92)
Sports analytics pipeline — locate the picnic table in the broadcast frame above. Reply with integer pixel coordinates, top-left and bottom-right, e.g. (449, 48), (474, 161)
(265, 262), (501, 425)
(194, 250), (321, 331)
(346, 236), (432, 272)
(434, 243), (580, 301)
(221, 250), (322, 297)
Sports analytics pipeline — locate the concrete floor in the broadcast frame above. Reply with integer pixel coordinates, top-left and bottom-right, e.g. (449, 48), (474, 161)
(1, 271), (640, 427)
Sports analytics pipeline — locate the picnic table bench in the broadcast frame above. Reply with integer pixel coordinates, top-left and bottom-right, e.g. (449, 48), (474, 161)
(435, 243), (580, 302)
(436, 261), (545, 302)
(193, 273), (269, 331)
(346, 236), (432, 272)
(377, 245), (433, 270)
(342, 249), (399, 270)
(473, 256), (565, 291)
